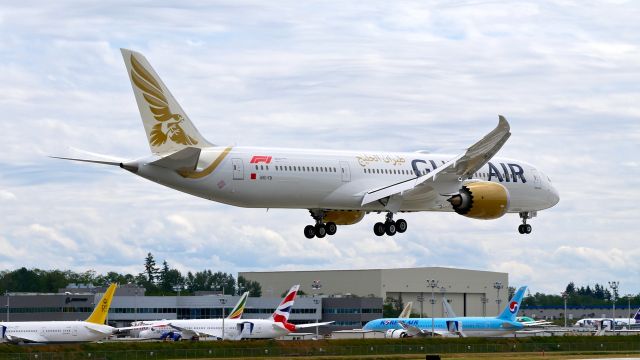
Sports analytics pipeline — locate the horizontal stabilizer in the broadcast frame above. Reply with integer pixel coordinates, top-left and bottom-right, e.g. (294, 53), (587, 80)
(148, 147), (201, 172)
(294, 321), (334, 329)
(49, 156), (122, 167)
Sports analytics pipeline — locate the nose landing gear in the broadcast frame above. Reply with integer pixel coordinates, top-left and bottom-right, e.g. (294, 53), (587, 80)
(518, 211), (536, 234)
(374, 213), (407, 237)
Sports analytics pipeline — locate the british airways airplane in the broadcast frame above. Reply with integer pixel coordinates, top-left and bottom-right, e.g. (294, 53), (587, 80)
(363, 286), (528, 338)
(54, 49), (559, 238)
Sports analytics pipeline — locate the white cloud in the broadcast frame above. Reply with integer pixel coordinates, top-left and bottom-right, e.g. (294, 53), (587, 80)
(0, 0), (639, 295)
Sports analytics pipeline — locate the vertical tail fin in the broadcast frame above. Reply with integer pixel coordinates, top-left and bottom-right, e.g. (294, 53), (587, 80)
(227, 292), (250, 319)
(120, 49), (213, 156)
(496, 286), (527, 322)
(634, 307), (640, 322)
(398, 302), (413, 318)
(269, 285), (299, 323)
(86, 283), (117, 325)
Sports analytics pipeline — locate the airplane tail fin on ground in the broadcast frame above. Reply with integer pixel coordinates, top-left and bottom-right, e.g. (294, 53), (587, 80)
(399, 302), (413, 318)
(227, 291), (250, 319)
(634, 308), (640, 322)
(269, 285), (299, 323)
(86, 283), (117, 325)
(496, 286), (527, 322)
(120, 49), (213, 156)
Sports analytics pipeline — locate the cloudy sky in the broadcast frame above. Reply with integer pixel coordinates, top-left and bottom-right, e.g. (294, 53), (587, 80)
(1, 1), (638, 295)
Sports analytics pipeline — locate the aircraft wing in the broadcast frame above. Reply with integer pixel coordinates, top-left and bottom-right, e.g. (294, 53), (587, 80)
(294, 321), (334, 329)
(361, 116), (511, 206)
(166, 323), (214, 338)
(398, 321), (429, 337)
(4, 332), (49, 343)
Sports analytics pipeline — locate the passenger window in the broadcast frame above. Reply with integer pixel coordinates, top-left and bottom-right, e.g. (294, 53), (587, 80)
(266, 165), (269, 170)
(255, 165), (258, 170)
(260, 165), (264, 170)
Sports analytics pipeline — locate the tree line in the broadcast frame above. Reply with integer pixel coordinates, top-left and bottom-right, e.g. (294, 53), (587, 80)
(0, 252), (261, 297)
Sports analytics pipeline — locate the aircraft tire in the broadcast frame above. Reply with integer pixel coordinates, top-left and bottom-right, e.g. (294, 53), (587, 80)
(315, 223), (327, 238)
(304, 225), (316, 239)
(385, 221), (397, 236)
(525, 224), (532, 234)
(518, 225), (524, 234)
(325, 222), (337, 235)
(373, 222), (386, 236)
(396, 219), (407, 233)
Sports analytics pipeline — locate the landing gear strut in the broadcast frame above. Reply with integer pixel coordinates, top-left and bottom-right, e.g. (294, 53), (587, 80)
(304, 210), (337, 239)
(374, 213), (407, 237)
(518, 211), (536, 234)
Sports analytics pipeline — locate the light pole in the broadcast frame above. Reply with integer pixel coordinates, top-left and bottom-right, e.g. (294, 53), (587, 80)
(493, 282), (503, 316)
(311, 280), (322, 339)
(219, 298), (227, 340)
(134, 288), (138, 322)
(5, 290), (9, 322)
(173, 284), (183, 319)
(480, 294), (488, 317)
(608, 281), (619, 334)
(417, 294), (424, 317)
(626, 294), (633, 326)
(427, 279), (439, 337)
(561, 291), (568, 328)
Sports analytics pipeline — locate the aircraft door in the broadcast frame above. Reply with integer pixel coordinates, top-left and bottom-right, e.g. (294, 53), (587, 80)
(232, 158), (244, 180)
(340, 161), (351, 182)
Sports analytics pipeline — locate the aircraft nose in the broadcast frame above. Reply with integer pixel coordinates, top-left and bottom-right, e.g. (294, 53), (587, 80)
(549, 184), (560, 207)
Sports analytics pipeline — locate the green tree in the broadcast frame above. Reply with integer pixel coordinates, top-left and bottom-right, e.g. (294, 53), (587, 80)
(237, 276), (261, 297)
(144, 253), (159, 284)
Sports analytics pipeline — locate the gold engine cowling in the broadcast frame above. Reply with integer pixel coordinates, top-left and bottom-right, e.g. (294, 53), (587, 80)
(323, 210), (366, 225)
(447, 182), (510, 220)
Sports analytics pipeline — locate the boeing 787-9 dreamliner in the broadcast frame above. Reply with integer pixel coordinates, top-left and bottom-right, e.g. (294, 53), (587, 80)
(54, 49), (559, 238)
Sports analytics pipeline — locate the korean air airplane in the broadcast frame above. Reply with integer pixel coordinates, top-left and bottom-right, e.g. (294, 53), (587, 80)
(54, 49), (559, 238)
(362, 286), (528, 338)
(0, 284), (117, 344)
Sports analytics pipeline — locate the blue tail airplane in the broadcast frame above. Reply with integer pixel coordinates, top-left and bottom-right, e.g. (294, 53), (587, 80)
(363, 286), (527, 338)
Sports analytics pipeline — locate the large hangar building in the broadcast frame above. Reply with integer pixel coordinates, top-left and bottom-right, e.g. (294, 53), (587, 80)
(240, 267), (509, 318)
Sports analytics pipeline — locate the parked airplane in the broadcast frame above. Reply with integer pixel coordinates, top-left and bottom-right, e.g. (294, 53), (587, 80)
(0, 284), (117, 344)
(575, 308), (640, 327)
(362, 286), (529, 337)
(124, 285), (331, 340)
(53, 49), (559, 238)
(134, 291), (250, 340)
(398, 302), (413, 318)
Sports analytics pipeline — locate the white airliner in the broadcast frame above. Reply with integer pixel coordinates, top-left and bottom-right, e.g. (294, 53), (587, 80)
(54, 49), (560, 238)
(134, 291), (249, 340)
(0, 284), (117, 344)
(575, 308), (640, 328)
(124, 285), (331, 340)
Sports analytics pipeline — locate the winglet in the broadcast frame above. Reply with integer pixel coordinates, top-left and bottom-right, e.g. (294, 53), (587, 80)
(227, 291), (250, 319)
(86, 283), (117, 325)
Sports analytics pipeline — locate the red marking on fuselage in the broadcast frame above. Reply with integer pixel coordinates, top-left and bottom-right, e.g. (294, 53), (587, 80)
(250, 156), (272, 164)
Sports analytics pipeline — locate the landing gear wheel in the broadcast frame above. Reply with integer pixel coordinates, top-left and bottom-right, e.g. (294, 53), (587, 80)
(325, 222), (337, 236)
(518, 225), (524, 234)
(396, 219), (407, 233)
(315, 223), (327, 238)
(304, 225), (316, 239)
(385, 221), (397, 236)
(373, 222), (386, 236)
(524, 224), (532, 234)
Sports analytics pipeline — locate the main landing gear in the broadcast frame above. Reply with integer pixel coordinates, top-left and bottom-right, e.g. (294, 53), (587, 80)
(304, 210), (337, 239)
(518, 211), (536, 234)
(373, 213), (407, 237)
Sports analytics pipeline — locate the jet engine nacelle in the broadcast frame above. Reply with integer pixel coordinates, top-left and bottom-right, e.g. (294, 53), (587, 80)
(323, 210), (365, 225)
(447, 181), (510, 220)
(385, 329), (409, 338)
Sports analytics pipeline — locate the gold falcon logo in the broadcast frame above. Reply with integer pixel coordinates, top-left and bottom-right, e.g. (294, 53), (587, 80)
(129, 54), (198, 147)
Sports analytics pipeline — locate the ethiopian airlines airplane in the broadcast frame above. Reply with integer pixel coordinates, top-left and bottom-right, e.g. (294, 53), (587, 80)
(124, 285), (331, 340)
(54, 49), (559, 238)
(0, 284), (117, 344)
